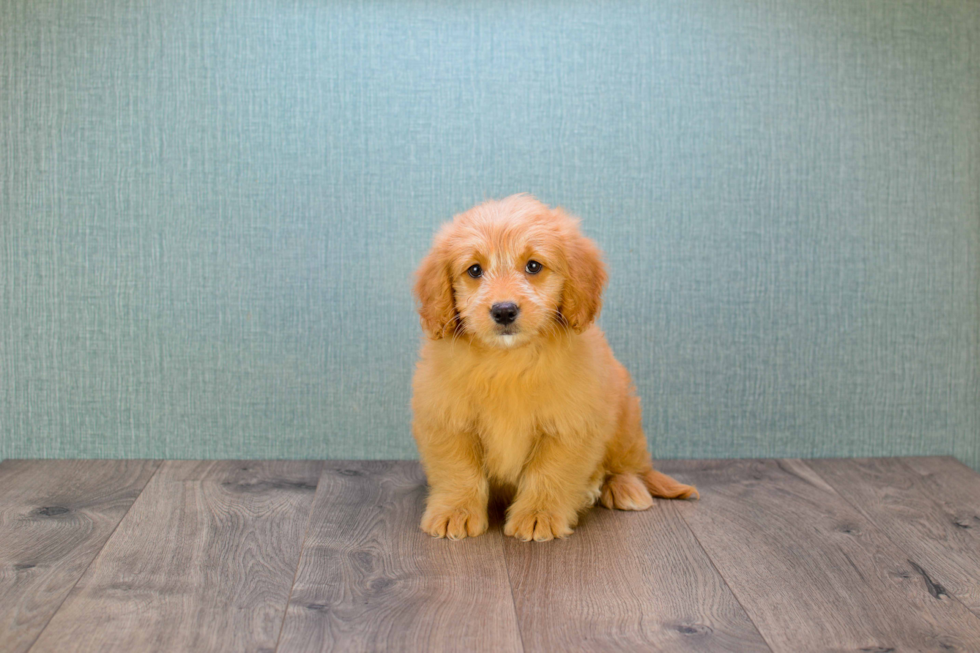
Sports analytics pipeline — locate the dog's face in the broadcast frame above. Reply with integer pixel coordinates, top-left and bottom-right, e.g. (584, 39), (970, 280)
(414, 194), (607, 348)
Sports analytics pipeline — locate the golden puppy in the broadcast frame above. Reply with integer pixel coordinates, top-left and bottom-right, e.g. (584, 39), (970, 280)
(411, 194), (697, 542)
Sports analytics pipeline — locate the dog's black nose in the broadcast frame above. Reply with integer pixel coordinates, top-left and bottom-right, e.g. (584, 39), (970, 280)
(490, 302), (520, 326)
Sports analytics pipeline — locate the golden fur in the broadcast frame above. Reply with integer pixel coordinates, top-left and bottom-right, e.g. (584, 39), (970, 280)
(411, 194), (697, 541)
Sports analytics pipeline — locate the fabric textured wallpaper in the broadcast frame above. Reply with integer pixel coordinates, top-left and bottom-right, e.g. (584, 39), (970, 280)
(1, 0), (978, 468)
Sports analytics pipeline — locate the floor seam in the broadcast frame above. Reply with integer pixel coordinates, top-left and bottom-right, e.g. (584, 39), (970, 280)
(802, 457), (980, 625)
(499, 534), (528, 653)
(24, 459), (166, 652)
(272, 460), (327, 653)
(665, 464), (777, 653)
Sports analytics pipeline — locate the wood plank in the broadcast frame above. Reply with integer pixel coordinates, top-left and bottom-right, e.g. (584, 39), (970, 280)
(276, 461), (523, 653)
(659, 459), (980, 653)
(902, 455), (980, 512)
(503, 499), (772, 652)
(29, 460), (323, 653)
(0, 460), (160, 653)
(807, 456), (980, 616)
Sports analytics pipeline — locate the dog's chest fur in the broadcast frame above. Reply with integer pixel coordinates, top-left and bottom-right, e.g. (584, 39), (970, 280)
(472, 376), (543, 484)
(451, 339), (607, 485)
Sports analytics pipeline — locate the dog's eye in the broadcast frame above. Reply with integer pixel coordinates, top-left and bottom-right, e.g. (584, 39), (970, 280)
(466, 264), (483, 279)
(525, 260), (543, 275)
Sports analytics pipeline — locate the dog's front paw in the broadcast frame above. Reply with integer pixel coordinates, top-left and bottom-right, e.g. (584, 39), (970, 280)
(504, 509), (573, 542)
(420, 503), (488, 540)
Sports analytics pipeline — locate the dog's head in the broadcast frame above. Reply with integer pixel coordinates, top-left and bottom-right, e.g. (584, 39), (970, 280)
(414, 194), (607, 348)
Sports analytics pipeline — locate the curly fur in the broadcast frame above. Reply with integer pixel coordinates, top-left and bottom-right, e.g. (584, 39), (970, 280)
(412, 194), (697, 542)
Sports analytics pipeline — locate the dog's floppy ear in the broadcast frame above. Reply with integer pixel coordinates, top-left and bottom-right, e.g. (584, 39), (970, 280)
(560, 227), (607, 333)
(413, 236), (456, 339)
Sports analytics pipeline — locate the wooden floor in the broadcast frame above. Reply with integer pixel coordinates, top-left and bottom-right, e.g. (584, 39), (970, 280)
(1, 458), (979, 652)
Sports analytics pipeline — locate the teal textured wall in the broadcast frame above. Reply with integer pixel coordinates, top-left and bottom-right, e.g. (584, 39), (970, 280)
(1, 0), (978, 467)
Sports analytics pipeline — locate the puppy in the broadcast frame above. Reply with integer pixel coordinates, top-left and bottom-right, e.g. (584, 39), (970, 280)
(411, 194), (697, 542)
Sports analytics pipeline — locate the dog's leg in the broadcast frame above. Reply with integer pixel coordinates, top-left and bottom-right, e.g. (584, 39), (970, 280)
(601, 390), (699, 505)
(600, 472), (655, 510)
(599, 469), (699, 509)
(417, 427), (490, 540)
(504, 435), (602, 542)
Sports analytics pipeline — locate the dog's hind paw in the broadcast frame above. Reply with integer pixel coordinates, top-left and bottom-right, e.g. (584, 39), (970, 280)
(600, 473), (655, 511)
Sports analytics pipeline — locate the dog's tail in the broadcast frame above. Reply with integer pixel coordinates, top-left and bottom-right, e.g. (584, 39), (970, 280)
(643, 468), (699, 500)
